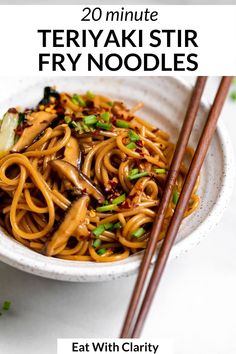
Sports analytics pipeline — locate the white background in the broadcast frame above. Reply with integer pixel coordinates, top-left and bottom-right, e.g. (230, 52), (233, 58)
(0, 76), (236, 354)
(0, 0), (236, 5)
(0, 6), (236, 75)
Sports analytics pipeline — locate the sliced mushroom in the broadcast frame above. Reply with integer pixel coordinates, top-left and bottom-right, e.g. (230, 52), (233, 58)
(64, 136), (82, 168)
(63, 136), (82, 191)
(11, 111), (57, 152)
(46, 195), (90, 256)
(49, 159), (105, 203)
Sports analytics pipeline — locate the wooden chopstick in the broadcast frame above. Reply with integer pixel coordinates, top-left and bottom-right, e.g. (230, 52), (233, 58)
(120, 76), (207, 338)
(125, 76), (233, 338)
(121, 77), (232, 338)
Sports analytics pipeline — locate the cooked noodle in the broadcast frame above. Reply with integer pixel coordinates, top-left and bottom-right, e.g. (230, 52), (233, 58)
(0, 88), (200, 262)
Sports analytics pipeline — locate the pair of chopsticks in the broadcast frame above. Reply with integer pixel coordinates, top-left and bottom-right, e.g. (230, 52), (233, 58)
(120, 76), (233, 338)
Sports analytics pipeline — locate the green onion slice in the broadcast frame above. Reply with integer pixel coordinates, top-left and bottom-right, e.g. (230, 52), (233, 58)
(83, 115), (97, 125)
(112, 193), (126, 205)
(96, 204), (117, 212)
(113, 222), (122, 230)
(64, 116), (71, 124)
(93, 239), (101, 248)
(81, 122), (91, 132)
(172, 189), (179, 205)
(100, 112), (110, 122)
(126, 142), (136, 149)
(116, 120), (130, 129)
(132, 228), (146, 238)
(97, 248), (106, 255)
(155, 168), (166, 174)
(128, 171), (149, 180)
(129, 168), (139, 177)
(2, 301), (11, 311)
(71, 121), (78, 128)
(72, 94), (86, 107)
(96, 122), (112, 131)
(103, 223), (114, 230)
(86, 90), (95, 99)
(92, 224), (105, 237)
(129, 130), (140, 142)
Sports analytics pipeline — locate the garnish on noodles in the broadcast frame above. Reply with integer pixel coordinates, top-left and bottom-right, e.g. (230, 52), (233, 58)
(0, 87), (200, 262)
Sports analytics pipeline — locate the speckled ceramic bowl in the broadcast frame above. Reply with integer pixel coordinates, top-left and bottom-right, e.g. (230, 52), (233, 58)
(0, 77), (234, 282)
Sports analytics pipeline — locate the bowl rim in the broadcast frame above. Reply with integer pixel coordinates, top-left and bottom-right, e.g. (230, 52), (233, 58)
(0, 77), (234, 282)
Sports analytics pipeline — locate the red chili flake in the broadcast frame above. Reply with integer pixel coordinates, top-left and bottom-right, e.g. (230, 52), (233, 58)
(56, 108), (65, 115)
(8, 108), (17, 114)
(119, 199), (131, 209)
(136, 140), (144, 147)
(125, 116), (133, 122)
(128, 194), (136, 201)
(135, 148), (143, 153)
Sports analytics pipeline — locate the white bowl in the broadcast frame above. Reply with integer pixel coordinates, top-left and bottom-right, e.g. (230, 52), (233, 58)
(0, 77), (234, 282)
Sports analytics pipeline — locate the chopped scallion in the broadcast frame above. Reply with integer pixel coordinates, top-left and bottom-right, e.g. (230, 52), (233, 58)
(72, 94), (86, 107)
(129, 130), (140, 142)
(100, 112), (110, 122)
(155, 168), (166, 174)
(92, 224), (105, 237)
(86, 90), (95, 99)
(116, 120), (130, 129)
(64, 116), (71, 124)
(172, 189), (179, 205)
(128, 171), (149, 180)
(96, 204), (117, 212)
(112, 193), (126, 205)
(104, 223), (114, 230)
(132, 228), (146, 238)
(126, 142), (136, 149)
(129, 168), (139, 177)
(81, 122), (90, 132)
(83, 115), (97, 125)
(71, 121), (78, 128)
(107, 101), (114, 107)
(97, 248), (106, 255)
(93, 239), (101, 248)
(74, 121), (83, 134)
(113, 222), (122, 230)
(96, 122), (112, 131)
(2, 301), (11, 311)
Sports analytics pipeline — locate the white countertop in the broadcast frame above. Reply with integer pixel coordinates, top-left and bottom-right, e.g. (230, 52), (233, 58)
(0, 77), (236, 354)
